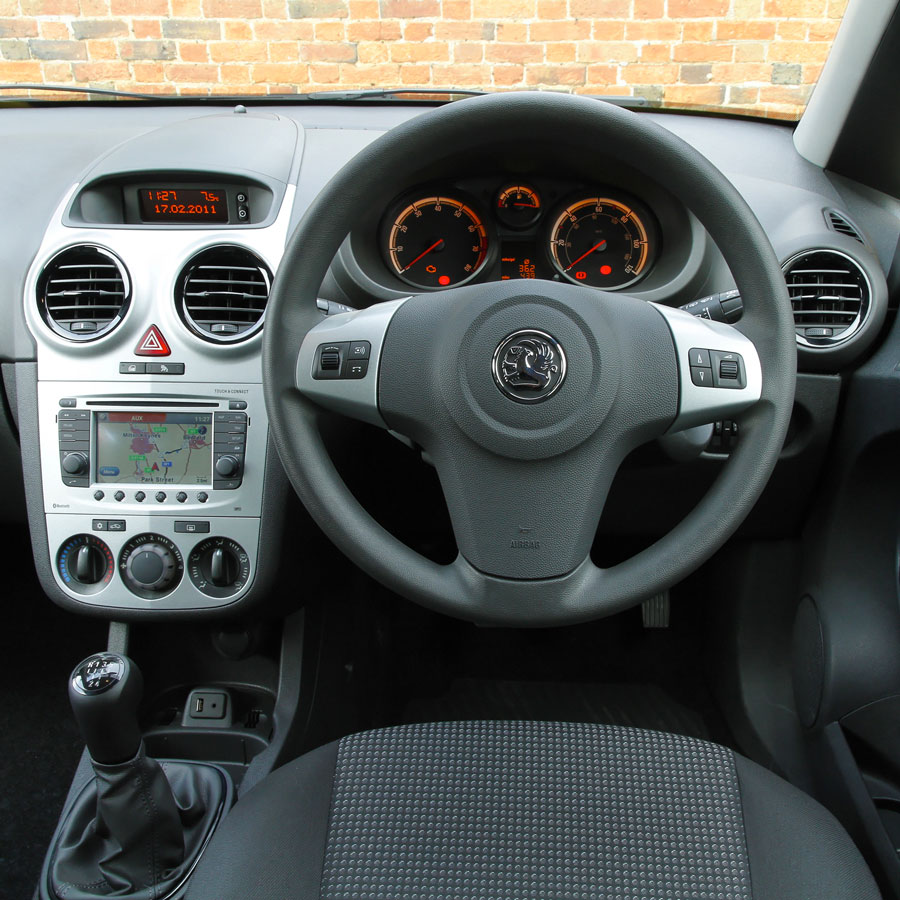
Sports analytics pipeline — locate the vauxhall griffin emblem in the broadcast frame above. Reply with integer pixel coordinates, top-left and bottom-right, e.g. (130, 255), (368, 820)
(492, 329), (567, 403)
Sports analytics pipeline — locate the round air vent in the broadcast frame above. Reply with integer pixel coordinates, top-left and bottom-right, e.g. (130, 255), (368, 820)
(176, 245), (271, 343)
(782, 249), (871, 348)
(37, 245), (130, 341)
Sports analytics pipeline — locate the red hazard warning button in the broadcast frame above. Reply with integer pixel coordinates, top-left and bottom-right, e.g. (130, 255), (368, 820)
(134, 325), (171, 357)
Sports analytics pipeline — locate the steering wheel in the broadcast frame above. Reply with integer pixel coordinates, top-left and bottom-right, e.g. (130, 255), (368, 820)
(263, 92), (795, 626)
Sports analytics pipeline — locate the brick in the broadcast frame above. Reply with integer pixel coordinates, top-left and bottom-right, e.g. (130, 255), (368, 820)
(710, 62), (772, 82)
(316, 21), (346, 40)
(289, 0), (348, 15)
(20, 0), (79, 12)
(162, 20), (222, 39)
(680, 63), (711, 83)
(0, 40), (31, 60)
(808, 21), (840, 41)
(454, 42), (484, 62)
(591, 20), (625, 40)
(771, 61), (801, 84)
(485, 42), (542, 63)
(163, 63), (219, 82)
(441, 0), (471, 18)
(269, 41), (299, 60)
(578, 41), (638, 63)
(634, 0), (663, 15)
(767, 40), (830, 63)
(727, 85), (760, 105)
(219, 62), (252, 82)
(571, 0), (630, 13)
(205, 0), (262, 16)
(398, 62), (430, 82)
(546, 42), (575, 62)
(348, 61), (400, 83)
(308, 62), (340, 81)
(171, 0), (202, 11)
(357, 41), (388, 62)
(254, 21), (314, 39)
(492, 63), (523, 85)
(380, 0), (439, 16)
(758, 83), (812, 104)
(668, 0), (729, 15)
(80, 0), (111, 14)
(72, 60), (130, 80)
(716, 21), (775, 41)
(224, 21), (252, 39)
(621, 63), (679, 84)
(348, 20), (402, 40)
(110, 0), (168, 12)
(673, 42), (733, 62)
(404, 22), (432, 40)
(132, 60), (165, 80)
(40, 22), (71, 39)
(682, 22), (713, 41)
(87, 39), (117, 58)
(734, 42), (767, 62)
(525, 64), (586, 85)
(179, 41), (209, 61)
(0, 19), (37, 38)
(664, 84), (726, 106)
(472, 0), (534, 17)
(299, 41), (358, 62)
(28, 39), (87, 60)
(72, 19), (127, 38)
(434, 22), (486, 40)
(640, 43), (672, 63)
(390, 42), (448, 61)
(631, 85), (663, 102)
(764, 0), (826, 14)
(120, 40), (177, 60)
(41, 61), (73, 80)
(776, 21), (807, 40)
(431, 62), (489, 84)
(132, 21), (162, 39)
(625, 21), (681, 40)
(584, 63), (616, 83)
(495, 22), (526, 41)
(530, 20), (591, 41)
(537, 0), (565, 17)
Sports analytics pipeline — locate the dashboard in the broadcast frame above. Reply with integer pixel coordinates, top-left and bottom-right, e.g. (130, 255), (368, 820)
(0, 100), (897, 620)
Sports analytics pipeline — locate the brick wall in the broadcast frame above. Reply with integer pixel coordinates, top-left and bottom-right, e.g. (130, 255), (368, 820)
(0, 0), (848, 119)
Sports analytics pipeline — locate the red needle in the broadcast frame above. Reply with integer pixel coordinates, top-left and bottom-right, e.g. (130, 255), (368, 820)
(513, 202), (537, 208)
(565, 240), (607, 270)
(403, 239), (443, 271)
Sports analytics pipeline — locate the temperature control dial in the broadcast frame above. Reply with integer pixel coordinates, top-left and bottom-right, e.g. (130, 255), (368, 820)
(119, 533), (183, 599)
(188, 537), (251, 599)
(57, 534), (114, 595)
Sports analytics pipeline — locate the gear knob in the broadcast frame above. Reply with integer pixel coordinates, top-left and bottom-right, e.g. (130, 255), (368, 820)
(69, 653), (143, 765)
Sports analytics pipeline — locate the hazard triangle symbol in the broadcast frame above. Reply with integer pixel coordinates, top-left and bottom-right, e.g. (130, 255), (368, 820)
(134, 325), (171, 357)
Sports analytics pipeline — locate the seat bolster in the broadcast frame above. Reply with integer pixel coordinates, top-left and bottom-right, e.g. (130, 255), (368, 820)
(187, 740), (340, 900)
(734, 753), (881, 900)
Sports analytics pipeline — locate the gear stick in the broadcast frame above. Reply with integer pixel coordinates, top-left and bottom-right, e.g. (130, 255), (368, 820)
(44, 653), (230, 900)
(69, 653), (143, 763)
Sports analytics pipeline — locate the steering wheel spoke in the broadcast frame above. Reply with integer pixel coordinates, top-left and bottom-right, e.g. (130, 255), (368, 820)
(295, 298), (408, 427)
(652, 304), (762, 432)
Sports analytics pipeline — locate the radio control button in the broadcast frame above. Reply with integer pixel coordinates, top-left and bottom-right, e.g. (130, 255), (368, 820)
(59, 398), (76, 408)
(176, 492), (187, 503)
(135, 491), (146, 503)
(62, 452), (89, 475)
(58, 410), (90, 420)
(228, 401), (248, 410)
(93, 490), (105, 501)
(155, 491), (167, 503)
(197, 492), (209, 503)
(114, 491), (125, 502)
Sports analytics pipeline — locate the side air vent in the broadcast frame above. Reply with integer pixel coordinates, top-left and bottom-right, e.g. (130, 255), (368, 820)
(176, 245), (272, 343)
(783, 249), (871, 347)
(824, 209), (865, 244)
(37, 245), (130, 341)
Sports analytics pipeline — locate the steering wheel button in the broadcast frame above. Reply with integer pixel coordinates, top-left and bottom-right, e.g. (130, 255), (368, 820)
(690, 366), (713, 387)
(710, 350), (746, 389)
(689, 348), (711, 367)
(348, 341), (371, 360)
(345, 359), (369, 379)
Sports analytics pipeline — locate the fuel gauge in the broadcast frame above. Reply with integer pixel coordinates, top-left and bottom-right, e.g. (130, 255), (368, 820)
(495, 185), (542, 229)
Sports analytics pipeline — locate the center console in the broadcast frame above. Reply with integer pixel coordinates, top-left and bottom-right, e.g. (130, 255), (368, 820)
(40, 382), (268, 610)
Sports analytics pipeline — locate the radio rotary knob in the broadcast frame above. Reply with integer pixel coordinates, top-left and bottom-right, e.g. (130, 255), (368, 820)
(62, 451), (89, 475)
(215, 455), (241, 478)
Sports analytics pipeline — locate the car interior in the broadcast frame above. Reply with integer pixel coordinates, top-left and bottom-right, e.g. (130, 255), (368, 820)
(2, 0), (900, 897)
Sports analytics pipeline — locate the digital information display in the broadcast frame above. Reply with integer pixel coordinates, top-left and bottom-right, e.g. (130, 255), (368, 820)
(96, 413), (213, 485)
(500, 242), (552, 280)
(138, 188), (228, 223)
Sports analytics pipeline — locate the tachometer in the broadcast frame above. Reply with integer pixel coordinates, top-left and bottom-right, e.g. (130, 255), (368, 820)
(385, 195), (488, 289)
(549, 195), (654, 289)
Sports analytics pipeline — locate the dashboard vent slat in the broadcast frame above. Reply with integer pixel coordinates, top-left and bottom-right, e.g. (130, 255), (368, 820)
(37, 245), (130, 341)
(825, 209), (865, 244)
(177, 246), (272, 343)
(783, 249), (871, 348)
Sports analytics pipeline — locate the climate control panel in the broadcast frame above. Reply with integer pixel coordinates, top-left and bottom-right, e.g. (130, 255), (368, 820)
(47, 516), (257, 610)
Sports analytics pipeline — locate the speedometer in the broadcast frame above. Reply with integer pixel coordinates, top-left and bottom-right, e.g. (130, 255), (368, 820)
(385, 194), (488, 289)
(549, 195), (655, 289)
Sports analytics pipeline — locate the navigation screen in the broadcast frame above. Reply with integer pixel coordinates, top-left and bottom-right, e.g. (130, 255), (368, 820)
(95, 413), (213, 485)
(138, 188), (228, 223)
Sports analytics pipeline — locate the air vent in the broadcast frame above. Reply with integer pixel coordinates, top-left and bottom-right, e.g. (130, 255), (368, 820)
(783, 249), (871, 347)
(825, 209), (865, 244)
(176, 245), (271, 343)
(37, 245), (130, 341)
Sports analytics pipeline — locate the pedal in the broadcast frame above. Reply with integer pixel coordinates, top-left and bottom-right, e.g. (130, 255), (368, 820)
(641, 591), (670, 628)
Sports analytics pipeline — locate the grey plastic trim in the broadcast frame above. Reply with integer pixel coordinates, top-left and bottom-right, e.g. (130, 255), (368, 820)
(653, 304), (762, 432)
(794, 0), (899, 168)
(295, 298), (408, 428)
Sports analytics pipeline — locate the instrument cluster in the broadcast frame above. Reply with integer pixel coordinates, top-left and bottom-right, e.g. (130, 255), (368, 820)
(379, 179), (659, 292)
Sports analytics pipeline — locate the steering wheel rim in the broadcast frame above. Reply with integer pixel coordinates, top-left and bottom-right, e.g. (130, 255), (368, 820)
(263, 91), (796, 626)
